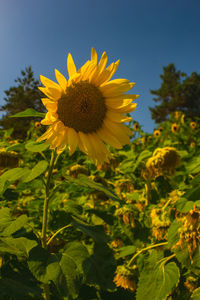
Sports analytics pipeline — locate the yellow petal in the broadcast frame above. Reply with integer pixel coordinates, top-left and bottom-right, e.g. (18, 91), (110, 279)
(57, 127), (68, 151)
(41, 112), (57, 125)
(120, 123), (133, 136)
(106, 110), (132, 123)
(68, 127), (78, 155)
(106, 59), (120, 82)
(79, 132), (95, 157)
(40, 75), (60, 90)
(103, 119), (130, 145)
(89, 134), (111, 164)
(105, 94), (139, 108)
(37, 127), (53, 142)
(95, 62), (115, 86)
(101, 78), (130, 87)
(55, 69), (67, 91)
(68, 73), (81, 86)
(47, 87), (62, 100)
(100, 82), (135, 97)
(110, 103), (137, 113)
(67, 53), (77, 78)
(97, 125), (122, 149)
(38, 87), (56, 100)
(83, 62), (97, 82)
(98, 51), (108, 73)
(41, 98), (57, 112)
(91, 48), (98, 65)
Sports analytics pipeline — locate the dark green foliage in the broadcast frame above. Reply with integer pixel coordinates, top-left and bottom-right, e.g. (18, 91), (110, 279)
(0, 66), (45, 138)
(149, 64), (200, 122)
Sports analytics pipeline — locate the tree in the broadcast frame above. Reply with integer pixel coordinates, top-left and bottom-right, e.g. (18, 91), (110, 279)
(149, 63), (200, 123)
(0, 66), (46, 138)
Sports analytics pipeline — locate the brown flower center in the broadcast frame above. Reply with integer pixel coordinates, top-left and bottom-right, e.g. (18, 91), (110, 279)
(57, 81), (106, 133)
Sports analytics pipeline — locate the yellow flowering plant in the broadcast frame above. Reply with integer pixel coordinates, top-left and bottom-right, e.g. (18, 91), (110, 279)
(1, 51), (200, 300)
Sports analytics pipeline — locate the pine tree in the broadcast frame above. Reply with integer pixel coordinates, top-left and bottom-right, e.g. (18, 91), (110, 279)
(0, 66), (46, 138)
(149, 64), (200, 123)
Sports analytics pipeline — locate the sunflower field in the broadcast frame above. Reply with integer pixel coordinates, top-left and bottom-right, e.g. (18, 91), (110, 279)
(1, 50), (200, 300)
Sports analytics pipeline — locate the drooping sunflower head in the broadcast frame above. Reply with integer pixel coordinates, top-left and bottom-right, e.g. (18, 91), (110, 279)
(38, 48), (139, 165)
(113, 265), (137, 292)
(146, 147), (180, 179)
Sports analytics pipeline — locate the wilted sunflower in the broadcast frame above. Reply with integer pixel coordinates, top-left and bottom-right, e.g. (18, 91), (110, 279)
(113, 265), (137, 292)
(38, 48), (139, 165)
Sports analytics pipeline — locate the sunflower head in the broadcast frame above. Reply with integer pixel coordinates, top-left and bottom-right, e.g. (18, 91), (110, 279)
(171, 123), (179, 133)
(146, 147), (180, 178)
(133, 122), (139, 131)
(69, 164), (89, 178)
(38, 48), (139, 165)
(174, 111), (182, 119)
(0, 149), (19, 168)
(34, 121), (41, 129)
(190, 121), (197, 130)
(153, 129), (161, 137)
(113, 265), (137, 292)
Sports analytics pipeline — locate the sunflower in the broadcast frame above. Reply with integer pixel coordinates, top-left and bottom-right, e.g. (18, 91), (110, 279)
(190, 121), (197, 130)
(153, 129), (161, 137)
(171, 123), (179, 133)
(133, 122), (139, 131)
(38, 48), (139, 165)
(34, 121), (41, 129)
(113, 265), (137, 292)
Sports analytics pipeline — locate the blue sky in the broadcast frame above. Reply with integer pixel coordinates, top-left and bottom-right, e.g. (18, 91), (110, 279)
(1, 0), (200, 132)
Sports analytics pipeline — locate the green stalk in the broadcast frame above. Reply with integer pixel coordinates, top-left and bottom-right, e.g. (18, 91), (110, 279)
(127, 242), (167, 267)
(41, 149), (57, 249)
(41, 149), (57, 300)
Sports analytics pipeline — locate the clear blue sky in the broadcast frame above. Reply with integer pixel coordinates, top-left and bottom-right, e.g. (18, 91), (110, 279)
(1, 0), (200, 132)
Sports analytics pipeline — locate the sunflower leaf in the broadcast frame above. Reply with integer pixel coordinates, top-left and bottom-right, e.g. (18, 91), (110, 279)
(10, 109), (45, 118)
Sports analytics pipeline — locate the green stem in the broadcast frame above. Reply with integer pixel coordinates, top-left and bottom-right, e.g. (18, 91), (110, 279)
(47, 224), (71, 246)
(41, 150), (57, 300)
(145, 179), (152, 205)
(41, 150), (57, 249)
(127, 242), (168, 267)
(162, 198), (172, 211)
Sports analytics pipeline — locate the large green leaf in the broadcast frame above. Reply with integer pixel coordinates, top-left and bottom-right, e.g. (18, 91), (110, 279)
(117, 245), (136, 259)
(0, 207), (28, 236)
(132, 150), (152, 171)
(186, 155), (200, 174)
(10, 108), (45, 118)
(168, 220), (181, 248)
(66, 174), (120, 202)
(136, 261), (180, 300)
(5, 143), (25, 152)
(175, 198), (194, 213)
(72, 216), (109, 243)
(28, 242), (89, 299)
(25, 141), (49, 152)
(0, 237), (37, 257)
(22, 160), (48, 183)
(0, 168), (30, 194)
(86, 242), (116, 291)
